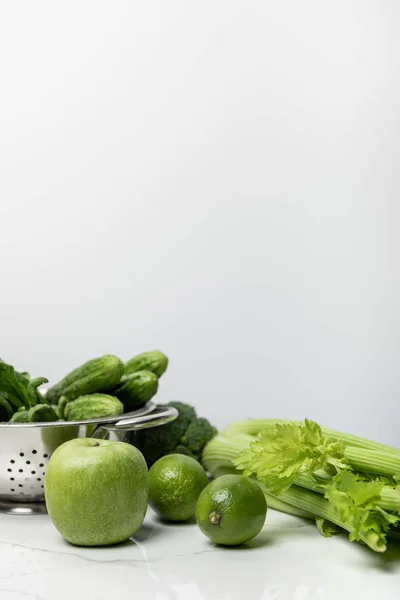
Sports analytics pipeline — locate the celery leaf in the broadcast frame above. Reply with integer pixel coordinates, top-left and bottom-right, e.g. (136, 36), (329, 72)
(233, 419), (348, 495)
(315, 517), (341, 538)
(324, 471), (400, 553)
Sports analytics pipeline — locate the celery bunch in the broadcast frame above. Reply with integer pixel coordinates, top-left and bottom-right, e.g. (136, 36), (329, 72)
(202, 419), (400, 553)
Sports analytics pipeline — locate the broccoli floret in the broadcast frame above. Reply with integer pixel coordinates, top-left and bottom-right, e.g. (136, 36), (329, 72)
(181, 418), (218, 459)
(133, 401), (217, 466)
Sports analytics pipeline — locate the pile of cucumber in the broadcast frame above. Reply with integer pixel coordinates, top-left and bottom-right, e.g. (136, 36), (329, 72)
(0, 350), (168, 423)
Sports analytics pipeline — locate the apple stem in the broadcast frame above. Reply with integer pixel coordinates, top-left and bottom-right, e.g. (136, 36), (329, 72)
(92, 442), (100, 447)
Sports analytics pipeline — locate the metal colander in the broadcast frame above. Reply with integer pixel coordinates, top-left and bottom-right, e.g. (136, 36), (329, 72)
(0, 401), (177, 515)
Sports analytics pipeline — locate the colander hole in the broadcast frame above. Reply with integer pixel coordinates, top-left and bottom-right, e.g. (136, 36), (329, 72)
(10, 477), (14, 481)
(26, 460), (31, 465)
(31, 471), (36, 475)
(39, 463), (44, 467)
(41, 485), (44, 488)
(37, 478), (41, 482)
(43, 454), (48, 458)
(19, 492), (23, 495)
(10, 489), (15, 492)
(18, 484), (23, 488)
(7, 468), (12, 472)
(32, 450), (37, 454)
(18, 469), (23, 473)
(19, 452), (24, 457)
(10, 460), (15, 464)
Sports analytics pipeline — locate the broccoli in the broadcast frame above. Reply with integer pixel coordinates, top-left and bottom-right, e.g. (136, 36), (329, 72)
(133, 401), (217, 466)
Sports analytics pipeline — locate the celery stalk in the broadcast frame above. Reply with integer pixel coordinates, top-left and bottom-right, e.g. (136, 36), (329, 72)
(267, 484), (386, 552)
(295, 473), (400, 514)
(344, 446), (400, 478)
(221, 419), (400, 456)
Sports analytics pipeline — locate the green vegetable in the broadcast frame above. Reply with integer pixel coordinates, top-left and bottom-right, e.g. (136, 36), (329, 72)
(46, 355), (124, 404)
(315, 517), (340, 537)
(112, 370), (158, 412)
(0, 396), (14, 421)
(181, 418), (218, 458)
(0, 361), (30, 409)
(0, 360), (51, 423)
(28, 404), (59, 422)
(202, 419), (400, 553)
(124, 350), (168, 378)
(57, 395), (69, 420)
(133, 401), (217, 466)
(27, 377), (50, 406)
(9, 410), (30, 422)
(64, 393), (124, 421)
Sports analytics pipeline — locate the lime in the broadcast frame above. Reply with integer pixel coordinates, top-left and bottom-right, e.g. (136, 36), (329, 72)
(148, 454), (209, 521)
(195, 474), (267, 546)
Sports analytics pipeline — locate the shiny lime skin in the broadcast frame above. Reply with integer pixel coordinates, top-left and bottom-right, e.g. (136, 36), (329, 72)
(195, 475), (267, 546)
(148, 454), (209, 521)
(44, 438), (148, 546)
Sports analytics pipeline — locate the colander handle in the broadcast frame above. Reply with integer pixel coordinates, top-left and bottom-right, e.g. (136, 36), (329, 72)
(92, 404), (178, 434)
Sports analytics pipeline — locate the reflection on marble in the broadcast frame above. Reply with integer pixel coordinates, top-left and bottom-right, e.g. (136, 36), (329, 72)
(0, 508), (399, 599)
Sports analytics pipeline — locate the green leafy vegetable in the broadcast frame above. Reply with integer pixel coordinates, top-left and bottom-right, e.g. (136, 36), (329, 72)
(315, 517), (341, 537)
(0, 361), (50, 420)
(27, 377), (49, 406)
(324, 471), (400, 552)
(234, 419), (348, 495)
(0, 396), (14, 421)
(0, 361), (30, 408)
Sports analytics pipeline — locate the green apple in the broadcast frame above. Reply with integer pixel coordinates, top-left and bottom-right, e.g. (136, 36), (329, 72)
(44, 438), (149, 546)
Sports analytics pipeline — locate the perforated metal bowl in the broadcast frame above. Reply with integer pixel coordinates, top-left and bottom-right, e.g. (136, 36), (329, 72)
(0, 401), (178, 515)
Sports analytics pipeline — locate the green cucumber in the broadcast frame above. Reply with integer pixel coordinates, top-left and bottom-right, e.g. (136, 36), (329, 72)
(57, 395), (69, 420)
(9, 410), (30, 422)
(112, 370), (158, 412)
(124, 350), (168, 378)
(64, 393), (124, 421)
(46, 355), (124, 404)
(28, 404), (58, 423)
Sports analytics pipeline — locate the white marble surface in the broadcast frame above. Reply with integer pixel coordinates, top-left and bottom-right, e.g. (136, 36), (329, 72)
(0, 508), (399, 600)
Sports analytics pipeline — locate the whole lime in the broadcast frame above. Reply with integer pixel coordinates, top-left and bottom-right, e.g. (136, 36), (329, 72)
(44, 438), (148, 546)
(148, 454), (209, 521)
(195, 474), (267, 546)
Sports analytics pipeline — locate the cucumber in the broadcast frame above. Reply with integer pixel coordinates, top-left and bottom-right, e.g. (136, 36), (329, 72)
(46, 355), (124, 404)
(124, 350), (168, 378)
(64, 393), (124, 421)
(112, 370), (158, 412)
(57, 395), (69, 420)
(28, 404), (58, 423)
(9, 410), (30, 422)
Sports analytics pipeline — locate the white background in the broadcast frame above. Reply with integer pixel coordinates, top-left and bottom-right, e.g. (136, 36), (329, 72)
(0, 1), (399, 445)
